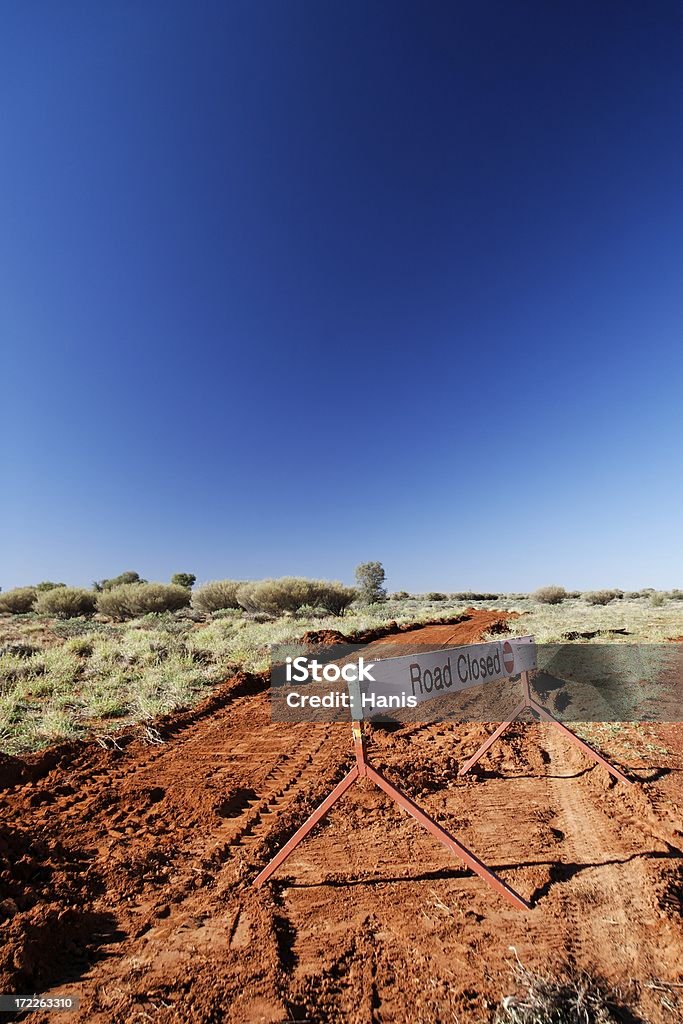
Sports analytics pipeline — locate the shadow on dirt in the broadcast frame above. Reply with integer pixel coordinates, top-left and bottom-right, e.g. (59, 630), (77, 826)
(3, 907), (125, 995)
(277, 847), (682, 910)
(464, 764), (595, 781)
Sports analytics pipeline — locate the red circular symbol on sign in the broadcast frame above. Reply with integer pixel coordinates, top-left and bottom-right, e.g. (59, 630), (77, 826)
(503, 641), (514, 674)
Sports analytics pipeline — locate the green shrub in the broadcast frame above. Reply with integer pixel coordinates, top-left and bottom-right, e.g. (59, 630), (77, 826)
(666, 589), (683, 600)
(0, 587), (37, 613)
(234, 577), (341, 616)
(35, 581), (67, 593)
(533, 586), (567, 605)
(315, 582), (357, 616)
(391, 591), (411, 600)
(450, 592), (500, 601)
(651, 593), (665, 607)
(425, 592), (447, 601)
(584, 590), (620, 606)
(171, 572), (196, 589)
(192, 580), (243, 614)
(97, 582), (191, 620)
(35, 587), (97, 618)
(236, 578), (318, 616)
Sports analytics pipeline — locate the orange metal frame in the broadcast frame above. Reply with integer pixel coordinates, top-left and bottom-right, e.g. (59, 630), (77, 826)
(254, 720), (529, 910)
(458, 670), (632, 785)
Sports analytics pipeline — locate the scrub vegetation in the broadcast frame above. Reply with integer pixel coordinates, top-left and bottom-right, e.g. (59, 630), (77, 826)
(0, 569), (681, 754)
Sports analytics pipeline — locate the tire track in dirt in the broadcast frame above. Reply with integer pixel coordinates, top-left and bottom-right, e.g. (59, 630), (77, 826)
(0, 668), (352, 1021)
(542, 725), (683, 989)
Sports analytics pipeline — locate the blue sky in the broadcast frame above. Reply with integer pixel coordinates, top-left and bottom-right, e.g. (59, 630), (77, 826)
(2, 1), (682, 592)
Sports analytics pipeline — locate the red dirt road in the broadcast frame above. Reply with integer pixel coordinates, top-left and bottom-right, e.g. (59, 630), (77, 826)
(0, 610), (681, 1022)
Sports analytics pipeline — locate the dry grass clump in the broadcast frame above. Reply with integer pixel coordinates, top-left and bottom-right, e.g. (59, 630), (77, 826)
(495, 953), (625, 1024)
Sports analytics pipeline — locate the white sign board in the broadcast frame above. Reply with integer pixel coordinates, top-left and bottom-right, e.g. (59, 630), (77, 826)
(356, 635), (536, 713)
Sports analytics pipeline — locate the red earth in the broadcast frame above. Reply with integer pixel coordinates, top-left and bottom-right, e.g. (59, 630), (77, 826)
(0, 609), (681, 1022)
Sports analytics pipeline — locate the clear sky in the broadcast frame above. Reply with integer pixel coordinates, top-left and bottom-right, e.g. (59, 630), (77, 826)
(2, 1), (682, 593)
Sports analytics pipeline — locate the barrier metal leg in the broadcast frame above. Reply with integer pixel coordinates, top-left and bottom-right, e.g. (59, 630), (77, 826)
(529, 700), (632, 786)
(457, 668), (631, 785)
(366, 764), (529, 910)
(254, 720), (528, 908)
(253, 766), (359, 886)
(458, 700), (527, 776)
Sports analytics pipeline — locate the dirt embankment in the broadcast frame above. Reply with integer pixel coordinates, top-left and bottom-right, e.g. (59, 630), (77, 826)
(0, 608), (681, 1023)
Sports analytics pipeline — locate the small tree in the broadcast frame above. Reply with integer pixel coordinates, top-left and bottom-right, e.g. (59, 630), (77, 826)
(35, 581), (67, 593)
(355, 562), (387, 604)
(171, 573), (196, 589)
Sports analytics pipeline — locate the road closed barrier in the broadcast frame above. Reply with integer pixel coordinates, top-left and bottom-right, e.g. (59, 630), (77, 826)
(255, 633), (632, 908)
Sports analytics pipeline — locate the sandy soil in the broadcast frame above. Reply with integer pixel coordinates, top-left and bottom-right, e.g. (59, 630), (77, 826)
(0, 610), (681, 1023)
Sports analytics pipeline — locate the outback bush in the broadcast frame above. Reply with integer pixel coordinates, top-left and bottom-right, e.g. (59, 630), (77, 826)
(236, 577), (354, 616)
(533, 585), (567, 605)
(390, 591), (411, 600)
(425, 592), (447, 601)
(667, 589), (683, 600)
(0, 587), (37, 613)
(236, 578), (320, 616)
(450, 592), (499, 601)
(192, 580), (243, 614)
(651, 593), (665, 607)
(315, 582), (357, 616)
(94, 571), (145, 592)
(97, 582), (191, 620)
(35, 587), (97, 619)
(584, 589), (620, 606)
(35, 581), (67, 593)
